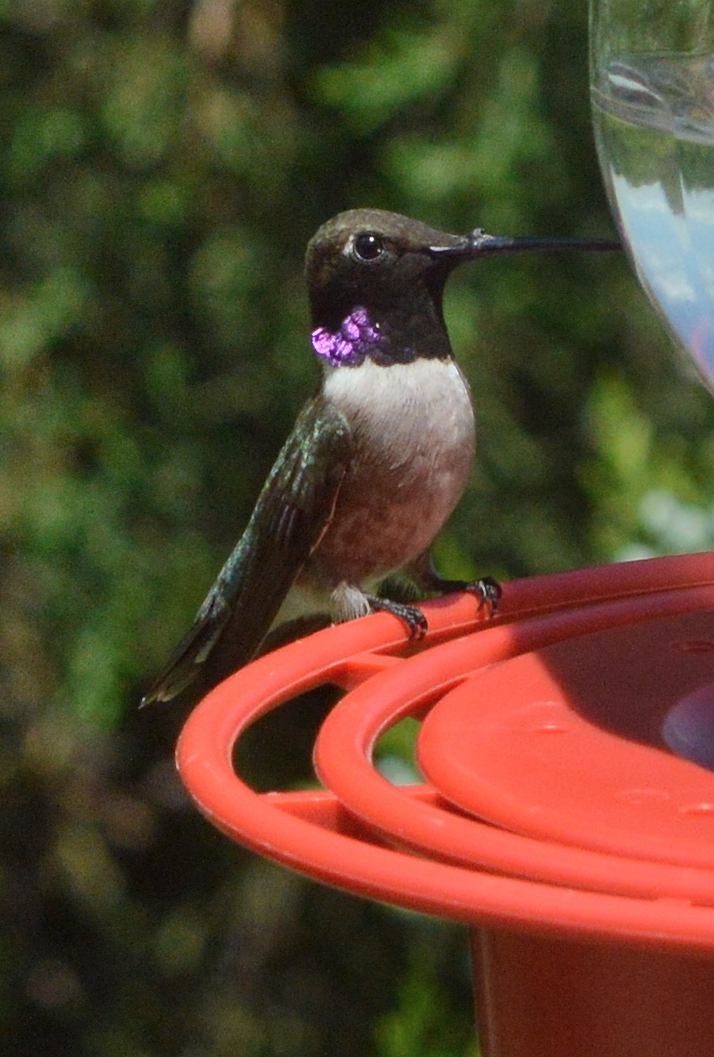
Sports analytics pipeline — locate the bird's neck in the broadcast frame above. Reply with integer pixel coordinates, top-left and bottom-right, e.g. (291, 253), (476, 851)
(310, 298), (452, 368)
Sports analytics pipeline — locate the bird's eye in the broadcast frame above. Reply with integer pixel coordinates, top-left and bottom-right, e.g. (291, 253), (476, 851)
(353, 231), (385, 261)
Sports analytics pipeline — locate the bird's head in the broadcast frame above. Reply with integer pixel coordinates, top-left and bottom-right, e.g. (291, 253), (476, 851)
(305, 208), (618, 367)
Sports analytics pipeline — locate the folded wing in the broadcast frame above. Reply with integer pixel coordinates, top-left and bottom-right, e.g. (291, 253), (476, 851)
(142, 397), (352, 705)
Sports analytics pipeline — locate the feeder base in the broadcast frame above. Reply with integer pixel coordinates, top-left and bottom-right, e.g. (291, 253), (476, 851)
(473, 928), (714, 1057)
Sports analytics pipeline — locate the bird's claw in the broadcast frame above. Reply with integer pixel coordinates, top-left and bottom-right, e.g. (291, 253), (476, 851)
(366, 596), (428, 640)
(469, 575), (502, 615)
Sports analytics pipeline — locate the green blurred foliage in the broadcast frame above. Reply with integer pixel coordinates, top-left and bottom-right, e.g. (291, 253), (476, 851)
(1, 1), (713, 1055)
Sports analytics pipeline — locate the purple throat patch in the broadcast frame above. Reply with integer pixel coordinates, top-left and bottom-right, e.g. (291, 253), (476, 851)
(311, 307), (383, 366)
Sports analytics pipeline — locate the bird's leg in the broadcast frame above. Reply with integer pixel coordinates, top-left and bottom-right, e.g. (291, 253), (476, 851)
(331, 581), (428, 640)
(412, 552), (502, 615)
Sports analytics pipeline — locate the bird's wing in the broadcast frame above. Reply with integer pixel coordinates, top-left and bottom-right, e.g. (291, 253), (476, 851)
(142, 397), (352, 705)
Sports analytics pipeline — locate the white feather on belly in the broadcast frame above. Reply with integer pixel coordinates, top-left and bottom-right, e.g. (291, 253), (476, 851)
(318, 356), (476, 579)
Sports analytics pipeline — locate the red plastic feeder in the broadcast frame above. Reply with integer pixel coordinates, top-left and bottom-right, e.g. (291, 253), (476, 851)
(178, 552), (714, 1057)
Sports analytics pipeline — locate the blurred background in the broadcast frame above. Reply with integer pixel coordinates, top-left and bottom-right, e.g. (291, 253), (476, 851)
(2, 1), (714, 1055)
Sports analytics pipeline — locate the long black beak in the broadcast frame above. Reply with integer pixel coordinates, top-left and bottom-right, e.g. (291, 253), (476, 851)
(429, 229), (621, 259)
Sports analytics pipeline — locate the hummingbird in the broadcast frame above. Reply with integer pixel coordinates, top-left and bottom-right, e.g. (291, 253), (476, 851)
(142, 209), (619, 706)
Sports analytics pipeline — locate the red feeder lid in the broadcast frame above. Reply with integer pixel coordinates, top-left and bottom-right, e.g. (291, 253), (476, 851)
(418, 609), (714, 868)
(177, 552), (714, 952)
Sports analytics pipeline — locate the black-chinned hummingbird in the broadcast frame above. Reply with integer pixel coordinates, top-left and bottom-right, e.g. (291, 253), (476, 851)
(142, 209), (619, 706)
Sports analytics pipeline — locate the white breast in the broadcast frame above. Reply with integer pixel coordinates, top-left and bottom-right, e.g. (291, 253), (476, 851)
(323, 356), (475, 459)
(318, 357), (476, 581)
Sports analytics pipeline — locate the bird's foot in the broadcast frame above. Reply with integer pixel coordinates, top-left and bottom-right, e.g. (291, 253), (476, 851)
(364, 594), (429, 640)
(468, 575), (502, 615)
(428, 574), (502, 616)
